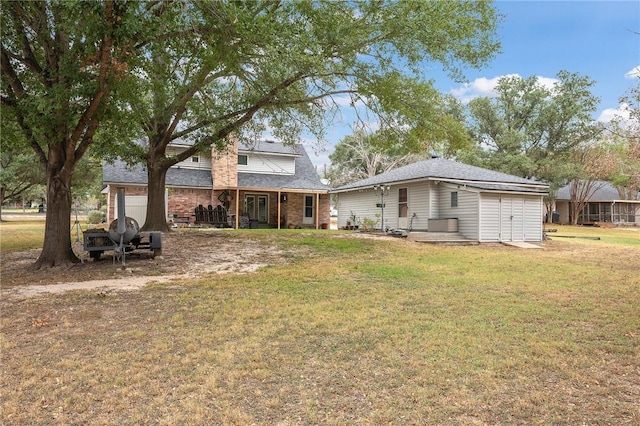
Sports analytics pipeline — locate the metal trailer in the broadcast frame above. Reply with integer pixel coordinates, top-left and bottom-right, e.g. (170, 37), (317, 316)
(83, 229), (162, 261)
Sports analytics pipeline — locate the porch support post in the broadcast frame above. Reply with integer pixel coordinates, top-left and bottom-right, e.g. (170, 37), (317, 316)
(235, 189), (240, 229)
(316, 193), (320, 229)
(277, 190), (281, 229)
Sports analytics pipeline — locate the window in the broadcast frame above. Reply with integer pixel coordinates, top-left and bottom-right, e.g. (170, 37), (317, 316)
(238, 154), (248, 165)
(398, 188), (408, 218)
(191, 155), (200, 163)
(451, 191), (458, 208)
(304, 195), (314, 218)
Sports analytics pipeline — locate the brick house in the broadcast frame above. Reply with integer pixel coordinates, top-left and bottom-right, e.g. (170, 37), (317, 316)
(102, 139), (331, 229)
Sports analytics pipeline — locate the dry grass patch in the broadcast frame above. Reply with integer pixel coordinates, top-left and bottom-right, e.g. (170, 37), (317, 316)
(1, 229), (639, 424)
(0, 219), (46, 252)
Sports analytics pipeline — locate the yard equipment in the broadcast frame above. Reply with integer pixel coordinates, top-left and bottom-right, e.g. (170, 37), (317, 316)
(83, 188), (162, 264)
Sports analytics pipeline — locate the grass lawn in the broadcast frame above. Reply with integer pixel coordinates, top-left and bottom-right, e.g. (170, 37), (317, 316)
(0, 220), (47, 252)
(1, 225), (639, 424)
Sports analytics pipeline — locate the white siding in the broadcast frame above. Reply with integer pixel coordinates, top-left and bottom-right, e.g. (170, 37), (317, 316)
(337, 189), (386, 229)
(524, 196), (543, 241)
(405, 181), (429, 230)
(479, 194), (501, 242)
(175, 156), (212, 170)
(337, 182), (432, 231)
(338, 183), (545, 242)
(239, 153), (295, 175)
(513, 198), (525, 240)
(429, 181), (439, 218)
(167, 148), (212, 170)
(437, 184), (479, 240)
(480, 193), (544, 242)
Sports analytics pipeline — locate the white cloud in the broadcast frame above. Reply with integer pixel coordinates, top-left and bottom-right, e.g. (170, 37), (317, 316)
(597, 103), (632, 123)
(449, 75), (513, 103)
(535, 76), (560, 92)
(625, 66), (640, 79)
(449, 74), (560, 103)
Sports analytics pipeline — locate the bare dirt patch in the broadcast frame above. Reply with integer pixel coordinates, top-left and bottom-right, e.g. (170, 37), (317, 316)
(0, 229), (286, 297)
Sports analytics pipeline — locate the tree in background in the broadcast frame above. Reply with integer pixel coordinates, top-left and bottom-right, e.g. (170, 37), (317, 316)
(606, 81), (640, 200)
(0, 113), (45, 220)
(459, 71), (603, 221)
(565, 144), (617, 225)
(326, 130), (424, 188)
(1, 1), (144, 268)
(460, 71), (602, 178)
(106, 1), (501, 231)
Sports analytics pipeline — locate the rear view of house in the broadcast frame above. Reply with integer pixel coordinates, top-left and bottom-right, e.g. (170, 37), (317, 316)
(103, 139), (330, 229)
(332, 158), (549, 242)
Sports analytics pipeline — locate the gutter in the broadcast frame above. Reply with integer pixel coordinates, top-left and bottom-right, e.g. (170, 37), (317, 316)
(331, 176), (548, 194)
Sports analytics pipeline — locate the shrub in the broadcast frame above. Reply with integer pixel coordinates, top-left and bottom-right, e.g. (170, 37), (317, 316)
(87, 210), (104, 224)
(360, 216), (379, 232)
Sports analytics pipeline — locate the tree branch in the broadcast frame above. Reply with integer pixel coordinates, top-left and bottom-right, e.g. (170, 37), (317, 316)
(0, 44), (28, 98)
(69, 0), (115, 164)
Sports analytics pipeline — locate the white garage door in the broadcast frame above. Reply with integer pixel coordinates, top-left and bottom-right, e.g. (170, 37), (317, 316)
(480, 194), (501, 242)
(114, 196), (147, 227)
(481, 194), (538, 242)
(500, 196), (525, 242)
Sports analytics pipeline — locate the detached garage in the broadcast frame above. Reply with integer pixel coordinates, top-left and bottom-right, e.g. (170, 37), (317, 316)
(332, 159), (548, 242)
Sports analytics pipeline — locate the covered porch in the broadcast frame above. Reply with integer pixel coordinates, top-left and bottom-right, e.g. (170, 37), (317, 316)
(214, 188), (331, 230)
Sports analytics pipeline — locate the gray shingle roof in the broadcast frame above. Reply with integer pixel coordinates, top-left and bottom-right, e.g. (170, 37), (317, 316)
(332, 158), (547, 192)
(556, 181), (636, 201)
(102, 142), (328, 192)
(103, 161), (213, 188)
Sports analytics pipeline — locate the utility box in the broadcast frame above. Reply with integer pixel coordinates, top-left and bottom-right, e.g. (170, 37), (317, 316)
(428, 218), (458, 232)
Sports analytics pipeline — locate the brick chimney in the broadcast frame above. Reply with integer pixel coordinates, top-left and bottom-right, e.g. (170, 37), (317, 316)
(211, 136), (238, 189)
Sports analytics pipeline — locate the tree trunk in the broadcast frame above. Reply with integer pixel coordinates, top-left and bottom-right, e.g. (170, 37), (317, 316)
(570, 203), (580, 226)
(0, 186), (5, 222)
(33, 174), (79, 269)
(141, 163), (170, 232)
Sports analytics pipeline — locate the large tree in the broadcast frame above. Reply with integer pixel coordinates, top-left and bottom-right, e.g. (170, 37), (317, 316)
(606, 81), (640, 199)
(326, 130), (424, 188)
(109, 0), (501, 231)
(1, 1), (142, 268)
(327, 93), (471, 187)
(459, 71), (603, 220)
(461, 71), (602, 180)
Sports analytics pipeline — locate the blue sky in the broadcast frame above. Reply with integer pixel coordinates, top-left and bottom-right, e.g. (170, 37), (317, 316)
(304, 0), (640, 172)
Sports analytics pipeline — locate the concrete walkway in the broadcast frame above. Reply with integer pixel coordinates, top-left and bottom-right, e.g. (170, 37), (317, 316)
(502, 241), (543, 249)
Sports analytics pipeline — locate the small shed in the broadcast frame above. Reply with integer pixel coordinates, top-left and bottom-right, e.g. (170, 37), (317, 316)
(332, 159), (548, 242)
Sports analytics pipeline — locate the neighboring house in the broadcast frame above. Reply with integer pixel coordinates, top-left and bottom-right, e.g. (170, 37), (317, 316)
(102, 139), (331, 229)
(554, 181), (640, 225)
(332, 158), (549, 242)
